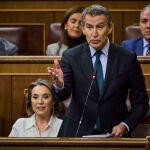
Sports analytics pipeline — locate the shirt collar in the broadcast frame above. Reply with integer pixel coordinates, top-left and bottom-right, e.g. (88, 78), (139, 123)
(24, 114), (36, 130)
(89, 38), (110, 57)
(143, 38), (149, 48)
(25, 114), (53, 130)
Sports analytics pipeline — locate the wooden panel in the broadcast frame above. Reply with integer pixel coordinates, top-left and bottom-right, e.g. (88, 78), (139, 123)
(0, 1), (149, 9)
(0, 137), (146, 150)
(144, 75), (150, 90)
(0, 76), (11, 136)
(146, 136), (150, 150)
(138, 57), (150, 91)
(111, 12), (122, 44)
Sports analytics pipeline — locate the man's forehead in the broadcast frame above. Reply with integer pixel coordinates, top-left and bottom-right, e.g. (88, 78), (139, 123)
(84, 15), (106, 24)
(141, 10), (150, 17)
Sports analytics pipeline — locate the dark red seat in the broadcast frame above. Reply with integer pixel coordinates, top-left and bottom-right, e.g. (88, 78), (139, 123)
(123, 25), (142, 40)
(46, 23), (62, 46)
(0, 27), (25, 55)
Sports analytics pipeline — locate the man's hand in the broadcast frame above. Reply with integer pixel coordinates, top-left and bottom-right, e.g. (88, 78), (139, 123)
(47, 59), (64, 88)
(111, 123), (127, 137)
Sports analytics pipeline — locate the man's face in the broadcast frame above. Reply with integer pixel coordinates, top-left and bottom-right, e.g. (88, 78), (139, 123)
(82, 14), (112, 50)
(140, 9), (150, 42)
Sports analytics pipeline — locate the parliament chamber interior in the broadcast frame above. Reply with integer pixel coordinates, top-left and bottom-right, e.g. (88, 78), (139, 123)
(0, 0), (150, 149)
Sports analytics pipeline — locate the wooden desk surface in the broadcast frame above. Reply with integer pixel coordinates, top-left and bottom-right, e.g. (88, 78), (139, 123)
(0, 137), (146, 150)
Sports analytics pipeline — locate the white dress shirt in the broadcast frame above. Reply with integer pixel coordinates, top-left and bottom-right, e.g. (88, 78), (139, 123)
(143, 38), (150, 56)
(90, 39), (129, 132)
(9, 114), (62, 137)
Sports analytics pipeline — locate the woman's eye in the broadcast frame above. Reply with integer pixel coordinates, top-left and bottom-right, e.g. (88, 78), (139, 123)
(33, 96), (38, 99)
(43, 94), (50, 99)
(71, 19), (76, 23)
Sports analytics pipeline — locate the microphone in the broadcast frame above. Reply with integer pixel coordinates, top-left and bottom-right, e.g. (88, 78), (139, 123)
(75, 70), (97, 137)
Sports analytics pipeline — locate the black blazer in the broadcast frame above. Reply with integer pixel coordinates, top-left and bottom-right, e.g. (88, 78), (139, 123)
(53, 42), (149, 137)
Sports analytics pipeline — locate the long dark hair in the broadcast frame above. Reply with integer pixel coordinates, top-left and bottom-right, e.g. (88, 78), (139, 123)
(59, 6), (86, 49)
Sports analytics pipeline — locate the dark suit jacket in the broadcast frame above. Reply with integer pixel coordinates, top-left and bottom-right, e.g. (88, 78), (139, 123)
(121, 38), (143, 56)
(53, 42), (149, 137)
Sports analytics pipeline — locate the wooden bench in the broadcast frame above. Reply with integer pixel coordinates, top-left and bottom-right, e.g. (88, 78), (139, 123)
(0, 137), (147, 150)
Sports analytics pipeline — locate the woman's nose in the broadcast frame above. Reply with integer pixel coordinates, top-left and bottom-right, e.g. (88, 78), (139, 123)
(75, 22), (81, 28)
(38, 98), (43, 104)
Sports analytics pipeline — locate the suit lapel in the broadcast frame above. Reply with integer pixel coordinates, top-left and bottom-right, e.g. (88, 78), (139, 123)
(79, 42), (95, 81)
(79, 43), (99, 94)
(78, 43), (119, 100)
(101, 43), (119, 99)
(80, 43), (119, 100)
(135, 39), (143, 55)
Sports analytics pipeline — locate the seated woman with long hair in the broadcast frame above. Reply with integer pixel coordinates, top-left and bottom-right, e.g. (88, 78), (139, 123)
(9, 78), (62, 137)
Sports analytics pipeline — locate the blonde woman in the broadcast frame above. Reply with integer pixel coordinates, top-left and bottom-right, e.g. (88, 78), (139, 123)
(9, 78), (62, 137)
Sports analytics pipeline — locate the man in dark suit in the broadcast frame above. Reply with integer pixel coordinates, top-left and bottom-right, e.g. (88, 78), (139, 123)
(47, 4), (149, 137)
(121, 5), (150, 56)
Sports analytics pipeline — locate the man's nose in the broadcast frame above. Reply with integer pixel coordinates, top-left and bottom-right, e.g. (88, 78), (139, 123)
(92, 28), (98, 36)
(146, 20), (150, 27)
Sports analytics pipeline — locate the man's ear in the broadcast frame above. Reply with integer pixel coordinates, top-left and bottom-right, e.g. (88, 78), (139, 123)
(108, 23), (113, 35)
(82, 26), (86, 35)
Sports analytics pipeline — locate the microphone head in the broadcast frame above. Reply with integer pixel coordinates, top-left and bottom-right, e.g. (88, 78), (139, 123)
(92, 70), (97, 79)
(92, 75), (96, 79)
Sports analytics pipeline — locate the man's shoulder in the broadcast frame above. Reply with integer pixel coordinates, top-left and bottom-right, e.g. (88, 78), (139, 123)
(64, 42), (88, 55)
(70, 42), (87, 50)
(111, 43), (136, 56)
(121, 38), (142, 45)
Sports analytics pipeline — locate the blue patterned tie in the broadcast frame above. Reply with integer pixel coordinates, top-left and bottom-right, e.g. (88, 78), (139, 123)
(94, 51), (104, 94)
(94, 51), (104, 130)
(146, 44), (150, 56)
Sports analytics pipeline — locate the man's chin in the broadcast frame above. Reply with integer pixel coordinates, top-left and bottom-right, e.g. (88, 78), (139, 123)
(90, 44), (101, 50)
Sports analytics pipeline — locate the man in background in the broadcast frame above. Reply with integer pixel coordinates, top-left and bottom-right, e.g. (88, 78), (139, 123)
(121, 5), (150, 56)
(47, 4), (149, 137)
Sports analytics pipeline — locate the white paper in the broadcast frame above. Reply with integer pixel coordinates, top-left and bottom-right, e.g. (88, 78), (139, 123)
(82, 133), (114, 138)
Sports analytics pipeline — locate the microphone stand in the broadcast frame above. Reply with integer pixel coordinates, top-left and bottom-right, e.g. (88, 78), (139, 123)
(75, 71), (96, 137)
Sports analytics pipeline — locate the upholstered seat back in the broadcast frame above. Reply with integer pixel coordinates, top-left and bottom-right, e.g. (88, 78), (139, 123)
(47, 23), (62, 46)
(0, 27), (25, 55)
(124, 25), (142, 40)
